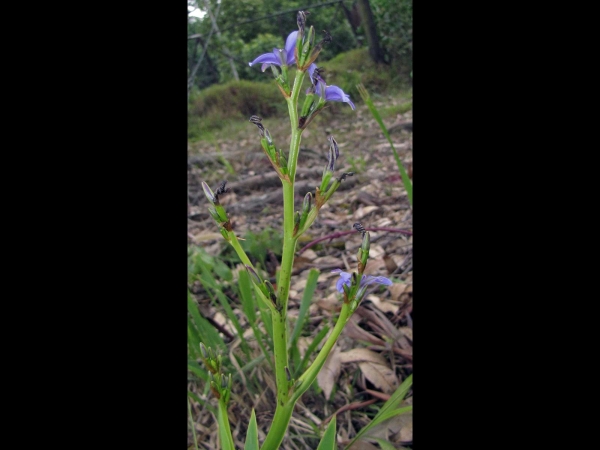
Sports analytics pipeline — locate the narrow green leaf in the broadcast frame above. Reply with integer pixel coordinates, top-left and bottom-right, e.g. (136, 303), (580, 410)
(369, 406), (412, 428)
(290, 268), (319, 345)
(240, 355), (266, 373)
(374, 438), (396, 450)
(188, 391), (216, 416)
(238, 269), (256, 324)
(295, 324), (330, 377)
(316, 414), (337, 450)
(213, 287), (251, 356)
(188, 397), (199, 450)
(188, 290), (224, 350)
(187, 360), (208, 381)
(187, 317), (201, 360)
(239, 269), (273, 368)
(345, 375), (413, 449)
(244, 409), (259, 450)
(356, 83), (412, 206)
(217, 399), (235, 450)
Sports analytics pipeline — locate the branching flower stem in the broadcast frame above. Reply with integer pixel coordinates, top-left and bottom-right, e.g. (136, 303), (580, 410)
(262, 70), (307, 450)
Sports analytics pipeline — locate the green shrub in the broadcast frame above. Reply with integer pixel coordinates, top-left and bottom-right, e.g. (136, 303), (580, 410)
(188, 80), (288, 140)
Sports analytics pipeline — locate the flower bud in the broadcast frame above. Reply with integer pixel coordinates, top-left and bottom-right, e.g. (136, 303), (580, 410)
(264, 280), (277, 304)
(297, 10), (310, 38)
(200, 342), (208, 359)
(360, 231), (370, 265)
(245, 265), (262, 286)
(202, 181), (216, 204)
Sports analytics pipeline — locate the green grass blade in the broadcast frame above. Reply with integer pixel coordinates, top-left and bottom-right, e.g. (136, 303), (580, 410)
(188, 390), (216, 417)
(217, 399), (236, 450)
(239, 270), (273, 369)
(188, 397), (199, 450)
(188, 290), (224, 351)
(374, 438), (396, 450)
(346, 374), (412, 449)
(244, 409), (259, 450)
(187, 317), (201, 360)
(290, 268), (319, 345)
(187, 360), (208, 382)
(238, 269), (257, 324)
(316, 414), (337, 450)
(213, 288), (251, 357)
(356, 83), (413, 207)
(294, 324), (330, 377)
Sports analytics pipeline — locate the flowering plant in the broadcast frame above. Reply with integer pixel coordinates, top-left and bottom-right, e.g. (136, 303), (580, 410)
(198, 11), (400, 450)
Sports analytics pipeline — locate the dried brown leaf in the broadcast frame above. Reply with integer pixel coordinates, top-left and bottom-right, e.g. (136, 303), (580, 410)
(317, 345), (341, 400)
(358, 361), (398, 394)
(367, 295), (399, 314)
(339, 348), (388, 365)
(388, 283), (408, 301)
(343, 316), (385, 346)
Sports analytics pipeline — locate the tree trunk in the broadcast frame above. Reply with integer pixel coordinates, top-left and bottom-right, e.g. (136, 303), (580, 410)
(203, 0), (239, 81)
(356, 0), (385, 64)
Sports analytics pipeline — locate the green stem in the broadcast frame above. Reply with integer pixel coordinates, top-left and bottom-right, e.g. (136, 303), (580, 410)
(286, 71), (306, 181)
(292, 302), (351, 403)
(217, 398), (235, 450)
(260, 303), (353, 450)
(228, 230), (277, 314)
(261, 70), (307, 450)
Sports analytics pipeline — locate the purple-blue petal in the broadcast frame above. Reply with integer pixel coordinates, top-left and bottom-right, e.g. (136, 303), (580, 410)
(360, 275), (393, 287)
(249, 52), (281, 70)
(284, 31), (299, 65)
(325, 86), (356, 110)
(307, 63), (318, 83)
(332, 269), (352, 293)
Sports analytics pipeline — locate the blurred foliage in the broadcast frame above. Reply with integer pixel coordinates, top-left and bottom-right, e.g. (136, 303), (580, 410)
(370, 0), (412, 77)
(188, 79), (287, 140)
(188, 0), (411, 90)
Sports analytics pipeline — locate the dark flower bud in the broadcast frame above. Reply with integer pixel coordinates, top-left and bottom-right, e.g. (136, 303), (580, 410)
(297, 10), (310, 37)
(337, 172), (354, 182)
(328, 135), (339, 160)
(245, 265), (262, 286)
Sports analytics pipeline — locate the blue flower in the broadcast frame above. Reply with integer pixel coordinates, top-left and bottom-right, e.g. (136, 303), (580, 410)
(331, 269), (392, 293)
(249, 31), (299, 71)
(308, 65), (356, 110)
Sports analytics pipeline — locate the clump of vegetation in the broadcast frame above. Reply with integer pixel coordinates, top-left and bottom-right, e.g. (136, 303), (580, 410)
(188, 80), (288, 141)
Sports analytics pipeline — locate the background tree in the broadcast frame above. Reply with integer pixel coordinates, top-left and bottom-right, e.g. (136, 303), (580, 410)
(188, 0), (412, 91)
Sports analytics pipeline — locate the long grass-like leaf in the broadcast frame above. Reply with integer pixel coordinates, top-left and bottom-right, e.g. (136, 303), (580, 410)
(188, 290), (224, 351)
(374, 438), (396, 450)
(316, 414), (337, 450)
(290, 268), (320, 373)
(356, 83), (412, 206)
(188, 397), (199, 450)
(217, 399), (235, 450)
(346, 374), (413, 449)
(294, 324), (330, 377)
(187, 360), (208, 381)
(290, 268), (319, 345)
(239, 270), (273, 369)
(244, 409), (259, 450)
(188, 390), (217, 417)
